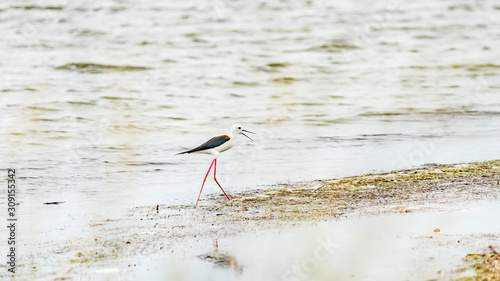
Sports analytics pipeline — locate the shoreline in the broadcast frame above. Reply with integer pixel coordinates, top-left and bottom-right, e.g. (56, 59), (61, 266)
(9, 159), (500, 280)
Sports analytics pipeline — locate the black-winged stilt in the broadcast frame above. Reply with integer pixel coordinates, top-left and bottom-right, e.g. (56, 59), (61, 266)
(177, 124), (255, 205)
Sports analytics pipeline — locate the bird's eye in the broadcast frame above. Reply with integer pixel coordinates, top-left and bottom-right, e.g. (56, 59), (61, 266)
(238, 127), (241, 129)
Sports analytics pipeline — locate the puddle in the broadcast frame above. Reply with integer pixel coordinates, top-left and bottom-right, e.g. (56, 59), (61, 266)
(129, 201), (500, 281)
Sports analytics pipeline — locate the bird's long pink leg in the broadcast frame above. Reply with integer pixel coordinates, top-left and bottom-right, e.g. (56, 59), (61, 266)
(213, 158), (231, 201)
(195, 159), (215, 205)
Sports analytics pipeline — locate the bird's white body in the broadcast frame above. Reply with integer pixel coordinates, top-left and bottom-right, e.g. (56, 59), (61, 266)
(198, 138), (235, 156)
(195, 131), (238, 157)
(177, 124), (254, 205)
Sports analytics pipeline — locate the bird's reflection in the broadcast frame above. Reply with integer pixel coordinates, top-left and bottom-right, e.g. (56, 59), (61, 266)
(198, 239), (243, 275)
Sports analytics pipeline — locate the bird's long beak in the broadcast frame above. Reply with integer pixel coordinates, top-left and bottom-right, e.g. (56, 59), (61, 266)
(242, 129), (255, 141)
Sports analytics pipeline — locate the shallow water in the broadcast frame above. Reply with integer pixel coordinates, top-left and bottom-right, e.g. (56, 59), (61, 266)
(1, 0), (500, 270)
(92, 201), (500, 281)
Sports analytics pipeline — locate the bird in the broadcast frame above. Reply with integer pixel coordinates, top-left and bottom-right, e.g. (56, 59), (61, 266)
(177, 124), (255, 205)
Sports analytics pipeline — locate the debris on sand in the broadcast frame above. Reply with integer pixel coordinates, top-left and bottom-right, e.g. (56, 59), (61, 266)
(462, 246), (500, 281)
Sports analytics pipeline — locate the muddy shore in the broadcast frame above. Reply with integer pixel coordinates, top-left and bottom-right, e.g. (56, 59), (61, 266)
(9, 160), (500, 280)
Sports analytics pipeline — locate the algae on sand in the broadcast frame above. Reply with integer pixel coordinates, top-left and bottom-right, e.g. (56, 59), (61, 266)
(459, 246), (500, 281)
(220, 160), (500, 221)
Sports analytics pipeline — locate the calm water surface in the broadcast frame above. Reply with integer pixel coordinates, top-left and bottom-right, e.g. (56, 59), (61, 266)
(135, 202), (500, 281)
(0, 0), (500, 258)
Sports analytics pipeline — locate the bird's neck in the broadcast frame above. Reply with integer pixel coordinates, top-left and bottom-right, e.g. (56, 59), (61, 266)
(229, 131), (238, 140)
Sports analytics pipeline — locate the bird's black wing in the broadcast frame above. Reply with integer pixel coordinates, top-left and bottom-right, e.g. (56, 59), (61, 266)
(177, 135), (230, 154)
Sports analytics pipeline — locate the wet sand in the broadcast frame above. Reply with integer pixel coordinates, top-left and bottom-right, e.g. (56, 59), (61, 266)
(9, 160), (500, 280)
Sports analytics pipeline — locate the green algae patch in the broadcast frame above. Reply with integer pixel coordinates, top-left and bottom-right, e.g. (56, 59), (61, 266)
(11, 5), (63, 10)
(323, 160), (500, 189)
(450, 64), (500, 71)
(267, 63), (288, 68)
(271, 77), (298, 84)
(304, 39), (359, 52)
(56, 63), (150, 73)
(217, 160), (500, 222)
(175, 205), (197, 209)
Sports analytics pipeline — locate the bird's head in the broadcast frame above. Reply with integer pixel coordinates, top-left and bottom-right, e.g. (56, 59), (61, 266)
(231, 124), (255, 140)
